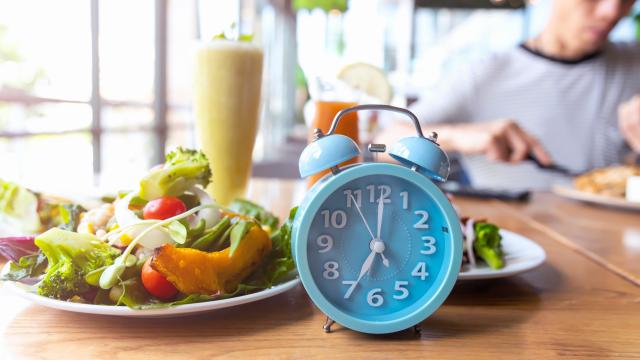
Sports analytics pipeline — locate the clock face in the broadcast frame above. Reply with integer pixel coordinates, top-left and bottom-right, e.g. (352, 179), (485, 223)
(305, 172), (456, 324)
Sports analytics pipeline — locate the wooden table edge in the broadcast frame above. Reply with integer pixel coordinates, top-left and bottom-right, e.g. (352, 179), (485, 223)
(495, 200), (640, 287)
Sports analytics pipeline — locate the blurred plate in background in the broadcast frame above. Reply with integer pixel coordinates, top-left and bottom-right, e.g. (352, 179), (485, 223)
(552, 185), (640, 212)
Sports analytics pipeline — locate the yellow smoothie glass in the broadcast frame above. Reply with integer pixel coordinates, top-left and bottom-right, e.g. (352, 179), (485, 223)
(193, 40), (263, 206)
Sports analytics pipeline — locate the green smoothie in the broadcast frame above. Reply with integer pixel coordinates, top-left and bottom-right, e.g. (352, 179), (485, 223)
(193, 40), (263, 206)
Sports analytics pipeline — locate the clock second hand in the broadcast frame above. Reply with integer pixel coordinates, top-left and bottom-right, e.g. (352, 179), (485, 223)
(350, 194), (376, 240)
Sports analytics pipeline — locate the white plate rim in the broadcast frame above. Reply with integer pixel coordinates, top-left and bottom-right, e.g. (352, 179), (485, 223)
(552, 185), (640, 211)
(2, 229), (544, 314)
(458, 229), (546, 280)
(1, 269), (300, 318)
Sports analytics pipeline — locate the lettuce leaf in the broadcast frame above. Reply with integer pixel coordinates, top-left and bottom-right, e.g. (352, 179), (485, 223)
(239, 207), (298, 289)
(132, 294), (216, 309)
(0, 180), (41, 236)
(1, 252), (48, 282)
(58, 204), (86, 232)
(113, 278), (152, 307)
(133, 284), (273, 309)
(229, 199), (279, 232)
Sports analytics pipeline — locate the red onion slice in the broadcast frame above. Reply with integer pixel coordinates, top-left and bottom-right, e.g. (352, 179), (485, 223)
(0, 236), (38, 262)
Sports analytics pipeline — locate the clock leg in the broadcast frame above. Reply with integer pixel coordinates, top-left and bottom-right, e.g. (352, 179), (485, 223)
(323, 317), (336, 333)
(413, 324), (422, 336)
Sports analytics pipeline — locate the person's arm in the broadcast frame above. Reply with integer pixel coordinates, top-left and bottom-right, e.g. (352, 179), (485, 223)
(376, 119), (551, 164)
(618, 95), (640, 153)
(380, 59), (550, 165)
(376, 58), (552, 165)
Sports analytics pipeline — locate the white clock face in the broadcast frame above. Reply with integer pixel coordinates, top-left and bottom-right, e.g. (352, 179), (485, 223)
(306, 174), (452, 320)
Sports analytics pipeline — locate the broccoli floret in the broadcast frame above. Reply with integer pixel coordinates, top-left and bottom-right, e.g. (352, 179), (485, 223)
(139, 147), (212, 201)
(35, 228), (120, 300)
(473, 222), (505, 269)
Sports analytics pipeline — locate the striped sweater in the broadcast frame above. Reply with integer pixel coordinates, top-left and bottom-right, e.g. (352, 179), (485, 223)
(410, 42), (640, 191)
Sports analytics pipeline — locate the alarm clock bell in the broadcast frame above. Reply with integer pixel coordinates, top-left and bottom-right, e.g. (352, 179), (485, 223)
(298, 104), (450, 182)
(298, 133), (361, 178)
(389, 135), (450, 182)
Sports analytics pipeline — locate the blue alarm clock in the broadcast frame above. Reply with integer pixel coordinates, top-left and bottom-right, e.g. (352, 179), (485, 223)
(292, 104), (463, 335)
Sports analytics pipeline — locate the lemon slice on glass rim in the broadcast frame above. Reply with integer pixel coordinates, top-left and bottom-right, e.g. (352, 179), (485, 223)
(337, 62), (392, 104)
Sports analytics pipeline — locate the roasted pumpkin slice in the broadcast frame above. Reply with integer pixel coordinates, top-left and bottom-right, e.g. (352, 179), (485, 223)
(151, 225), (272, 294)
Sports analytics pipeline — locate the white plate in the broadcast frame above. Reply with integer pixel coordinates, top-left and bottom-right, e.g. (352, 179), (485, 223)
(1, 268), (300, 318)
(552, 185), (640, 211)
(2, 229), (541, 313)
(458, 230), (546, 280)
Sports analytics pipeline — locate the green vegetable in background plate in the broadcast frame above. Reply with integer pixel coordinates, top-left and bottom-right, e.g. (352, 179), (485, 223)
(473, 222), (505, 269)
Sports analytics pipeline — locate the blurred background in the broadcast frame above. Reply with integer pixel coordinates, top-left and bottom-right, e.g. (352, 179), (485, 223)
(0, 0), (638, 195)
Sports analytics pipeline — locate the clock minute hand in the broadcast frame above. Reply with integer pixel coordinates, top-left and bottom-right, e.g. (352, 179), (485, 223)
(375, 197), (390, 268)
(376, 197), (383, 240)
(350, 194), (375, 240)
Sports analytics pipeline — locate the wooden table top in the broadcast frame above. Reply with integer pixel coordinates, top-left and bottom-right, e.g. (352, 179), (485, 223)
(517, 192), (640, 286)
(1, 180), (639, 359)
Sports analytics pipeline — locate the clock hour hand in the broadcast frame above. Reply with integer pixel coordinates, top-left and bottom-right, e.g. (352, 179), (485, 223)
(343, 249), (376, 300)
(358, 250), (377, 282)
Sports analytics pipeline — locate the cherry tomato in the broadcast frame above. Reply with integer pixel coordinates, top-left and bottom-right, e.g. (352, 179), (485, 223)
(143, 196), (187, 220)
(141, 258), (178, 300)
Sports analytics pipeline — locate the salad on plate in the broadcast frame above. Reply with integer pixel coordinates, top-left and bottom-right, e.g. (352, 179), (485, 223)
(460, 217), (505, 271)
(0, 148), (297, 309)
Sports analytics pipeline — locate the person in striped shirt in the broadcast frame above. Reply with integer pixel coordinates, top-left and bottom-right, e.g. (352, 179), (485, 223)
(380, 0), (640, 190)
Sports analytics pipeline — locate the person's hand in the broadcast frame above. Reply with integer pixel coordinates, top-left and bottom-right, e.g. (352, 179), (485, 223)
(375, 118), (551, 165)
(618, 95), (640, 153)
(449, 119), (552, 165)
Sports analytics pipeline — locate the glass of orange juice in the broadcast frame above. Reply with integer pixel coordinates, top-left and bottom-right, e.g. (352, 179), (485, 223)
(307, 100), (360, 187)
